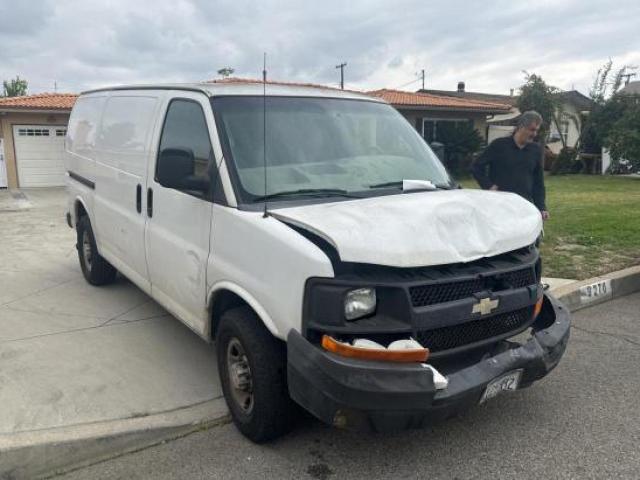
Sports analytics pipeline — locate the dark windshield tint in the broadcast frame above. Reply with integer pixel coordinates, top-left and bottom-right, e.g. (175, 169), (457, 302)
(212, 96), (451, 203)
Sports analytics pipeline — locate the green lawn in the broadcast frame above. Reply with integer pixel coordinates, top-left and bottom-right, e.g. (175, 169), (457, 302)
(459, 175), (640, 280)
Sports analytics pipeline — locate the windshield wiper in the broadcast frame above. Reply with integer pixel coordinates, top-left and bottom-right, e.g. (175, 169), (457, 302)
(369, 180), (453, 190)
(253, 188), (362, 202)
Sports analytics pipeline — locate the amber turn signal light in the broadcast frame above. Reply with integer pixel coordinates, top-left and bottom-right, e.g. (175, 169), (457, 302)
(321, 335), (429, 363)
(533, 297), (544, 319)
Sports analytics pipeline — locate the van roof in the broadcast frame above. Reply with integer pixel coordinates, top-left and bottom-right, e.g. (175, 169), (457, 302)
(82, 81), (384, 103)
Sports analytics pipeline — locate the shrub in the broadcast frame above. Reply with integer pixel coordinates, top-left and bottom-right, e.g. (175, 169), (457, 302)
(550, 147), (580, 175)
(436, 122), (483, 177)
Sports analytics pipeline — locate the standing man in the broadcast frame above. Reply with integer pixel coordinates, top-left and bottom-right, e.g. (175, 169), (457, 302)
(472, 111), (549, 220)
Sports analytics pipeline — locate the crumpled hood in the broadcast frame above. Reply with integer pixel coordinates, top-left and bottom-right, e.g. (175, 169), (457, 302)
(271, 189), (542, 267)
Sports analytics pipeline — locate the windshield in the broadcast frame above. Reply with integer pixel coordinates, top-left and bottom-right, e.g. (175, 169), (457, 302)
(211, 96), (452, 203)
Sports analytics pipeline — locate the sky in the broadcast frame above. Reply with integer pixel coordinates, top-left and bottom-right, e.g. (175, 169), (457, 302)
(1, 0), (639, 97)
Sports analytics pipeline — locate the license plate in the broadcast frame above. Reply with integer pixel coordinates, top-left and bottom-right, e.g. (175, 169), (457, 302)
(479, 370), (522, 404)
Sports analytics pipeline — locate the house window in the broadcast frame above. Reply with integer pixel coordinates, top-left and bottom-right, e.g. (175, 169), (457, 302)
(422, 119), (472, 143)
(55, 129), (67, 137)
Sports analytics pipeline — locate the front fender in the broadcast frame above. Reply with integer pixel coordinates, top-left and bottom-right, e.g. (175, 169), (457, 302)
(207, 281), (282, 340)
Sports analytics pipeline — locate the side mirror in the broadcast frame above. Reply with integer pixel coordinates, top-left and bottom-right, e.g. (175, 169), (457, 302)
(157, 148), (209, 193)
(157, 148), (194, 188)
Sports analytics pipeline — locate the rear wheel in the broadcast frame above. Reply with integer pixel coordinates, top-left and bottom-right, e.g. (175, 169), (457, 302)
(76, 216), (117, 286)
(216, 306), (297, 443)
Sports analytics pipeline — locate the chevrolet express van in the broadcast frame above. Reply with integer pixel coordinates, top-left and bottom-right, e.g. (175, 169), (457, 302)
(64, 82), (570, 442)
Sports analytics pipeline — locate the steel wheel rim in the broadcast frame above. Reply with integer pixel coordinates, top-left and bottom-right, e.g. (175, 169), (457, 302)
(82, 230), (93, 271)
(226, 338), (254, 414)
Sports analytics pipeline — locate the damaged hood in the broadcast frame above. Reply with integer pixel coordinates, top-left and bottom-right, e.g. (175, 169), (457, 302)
(271, 190), (542, 267)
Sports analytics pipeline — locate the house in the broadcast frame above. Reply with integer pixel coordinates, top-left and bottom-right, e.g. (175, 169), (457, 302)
(420, 82), (519, 107)
(367, 88), (511, 144)
(546, 90), (594, 154)
(0, 93), (77, 188)
(420, 82), (594, 154)
(619, 80), (640, 95)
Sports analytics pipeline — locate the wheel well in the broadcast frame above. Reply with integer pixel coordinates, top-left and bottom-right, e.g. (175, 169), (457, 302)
(210, 290), (250, 340)
(75, 201), (88, 223)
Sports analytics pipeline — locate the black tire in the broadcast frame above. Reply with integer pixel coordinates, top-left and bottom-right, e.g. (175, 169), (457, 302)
(216, 306), (297, 443)
(76, 216), (117, 286)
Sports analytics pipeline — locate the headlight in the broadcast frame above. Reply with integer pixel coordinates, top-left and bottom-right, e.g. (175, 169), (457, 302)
(344, 287), (376, 320)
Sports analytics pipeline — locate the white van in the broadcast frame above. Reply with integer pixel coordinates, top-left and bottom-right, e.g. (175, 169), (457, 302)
(64, 82), (570, 442)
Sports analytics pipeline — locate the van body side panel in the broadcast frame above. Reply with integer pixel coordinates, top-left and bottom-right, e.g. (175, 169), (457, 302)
(64, 95), (107, 239)
(207, 205), (335, 340)
(144, 92), (215, 336)
(92, 94), (161, 292)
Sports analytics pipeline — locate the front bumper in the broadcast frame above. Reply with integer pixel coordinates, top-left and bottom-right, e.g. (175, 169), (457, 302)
(287, 293), (570, 432)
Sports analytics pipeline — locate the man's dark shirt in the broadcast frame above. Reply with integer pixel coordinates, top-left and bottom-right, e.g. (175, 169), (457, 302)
(471, 136), (546, 211)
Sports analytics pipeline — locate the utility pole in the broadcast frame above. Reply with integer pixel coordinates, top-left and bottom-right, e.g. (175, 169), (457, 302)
(335, 62), (347, 90)
(421, 69), (425, 90)
(621, 72), (637, 85)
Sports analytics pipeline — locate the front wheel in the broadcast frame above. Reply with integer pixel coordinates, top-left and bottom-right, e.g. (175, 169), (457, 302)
(216, 306), (297, 443)
(76, 216), (117, 286)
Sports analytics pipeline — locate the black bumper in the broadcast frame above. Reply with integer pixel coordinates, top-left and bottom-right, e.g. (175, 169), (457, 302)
(287, 293), (570, 432)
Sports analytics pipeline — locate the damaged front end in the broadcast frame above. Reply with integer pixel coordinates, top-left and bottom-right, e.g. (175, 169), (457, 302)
(287, 245), (571, 432)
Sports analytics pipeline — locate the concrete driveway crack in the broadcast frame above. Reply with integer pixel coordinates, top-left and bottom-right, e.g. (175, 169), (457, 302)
(0, 278), (77, 308)
(0, 314), (172, 345)
(572, 325), (640, 347)
(100, 301), (153, 327)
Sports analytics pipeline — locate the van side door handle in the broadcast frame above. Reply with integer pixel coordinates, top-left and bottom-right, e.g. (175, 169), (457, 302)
(136, 184), (142, 213)
(147, 188), (153, 218)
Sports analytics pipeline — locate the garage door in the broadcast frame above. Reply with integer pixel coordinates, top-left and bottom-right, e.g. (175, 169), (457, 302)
(13, 125), (67, 187)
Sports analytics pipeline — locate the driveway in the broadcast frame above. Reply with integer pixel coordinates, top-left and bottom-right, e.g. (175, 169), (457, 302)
(0, 188), (223, 468)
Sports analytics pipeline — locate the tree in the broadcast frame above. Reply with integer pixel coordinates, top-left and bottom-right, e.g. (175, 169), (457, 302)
(2, 76), (28, 97)
(583, 60), (639, 171)
(217, 67), (234, 78)
(589, 59), (630, 104)
(603, 94), (640, 171)
(516, 72), (558, 143)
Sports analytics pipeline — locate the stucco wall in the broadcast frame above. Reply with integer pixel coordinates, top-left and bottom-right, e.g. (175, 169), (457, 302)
(0, 111), (70, 188)
(548, 102), (582, 155)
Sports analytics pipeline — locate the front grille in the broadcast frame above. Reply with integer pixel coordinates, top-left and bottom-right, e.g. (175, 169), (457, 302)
(502, 268), (536, 289)
(416, 306), (533, 353)
(409, 267), (536, 307)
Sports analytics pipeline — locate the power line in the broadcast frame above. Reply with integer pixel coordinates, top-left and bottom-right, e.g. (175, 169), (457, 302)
(621, 72), (636, 85)
(392, 77), (420, 90)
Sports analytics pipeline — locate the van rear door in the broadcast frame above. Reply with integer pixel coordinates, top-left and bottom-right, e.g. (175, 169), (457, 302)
(144, 93), (215, 336)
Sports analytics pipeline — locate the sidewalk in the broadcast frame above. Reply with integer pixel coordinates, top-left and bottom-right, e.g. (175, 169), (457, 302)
(1, 188), (638, 479)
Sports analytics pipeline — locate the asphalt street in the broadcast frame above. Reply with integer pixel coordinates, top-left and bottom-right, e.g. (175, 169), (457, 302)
(54, 292), (640, 480)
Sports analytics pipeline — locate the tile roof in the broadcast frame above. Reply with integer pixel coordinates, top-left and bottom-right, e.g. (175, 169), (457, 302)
(206, 77), (351, 92)
(419, 89), (519, 107)
(0, 93), (77, 111)
(368, 89), (512, 112)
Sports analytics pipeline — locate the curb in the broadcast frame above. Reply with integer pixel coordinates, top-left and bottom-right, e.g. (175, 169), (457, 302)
(551, 265), (640, 312)
(0, 398), (229, 480)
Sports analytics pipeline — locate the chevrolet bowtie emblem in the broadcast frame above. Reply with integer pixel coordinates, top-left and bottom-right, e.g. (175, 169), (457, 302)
(472, 297), (499, 316)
